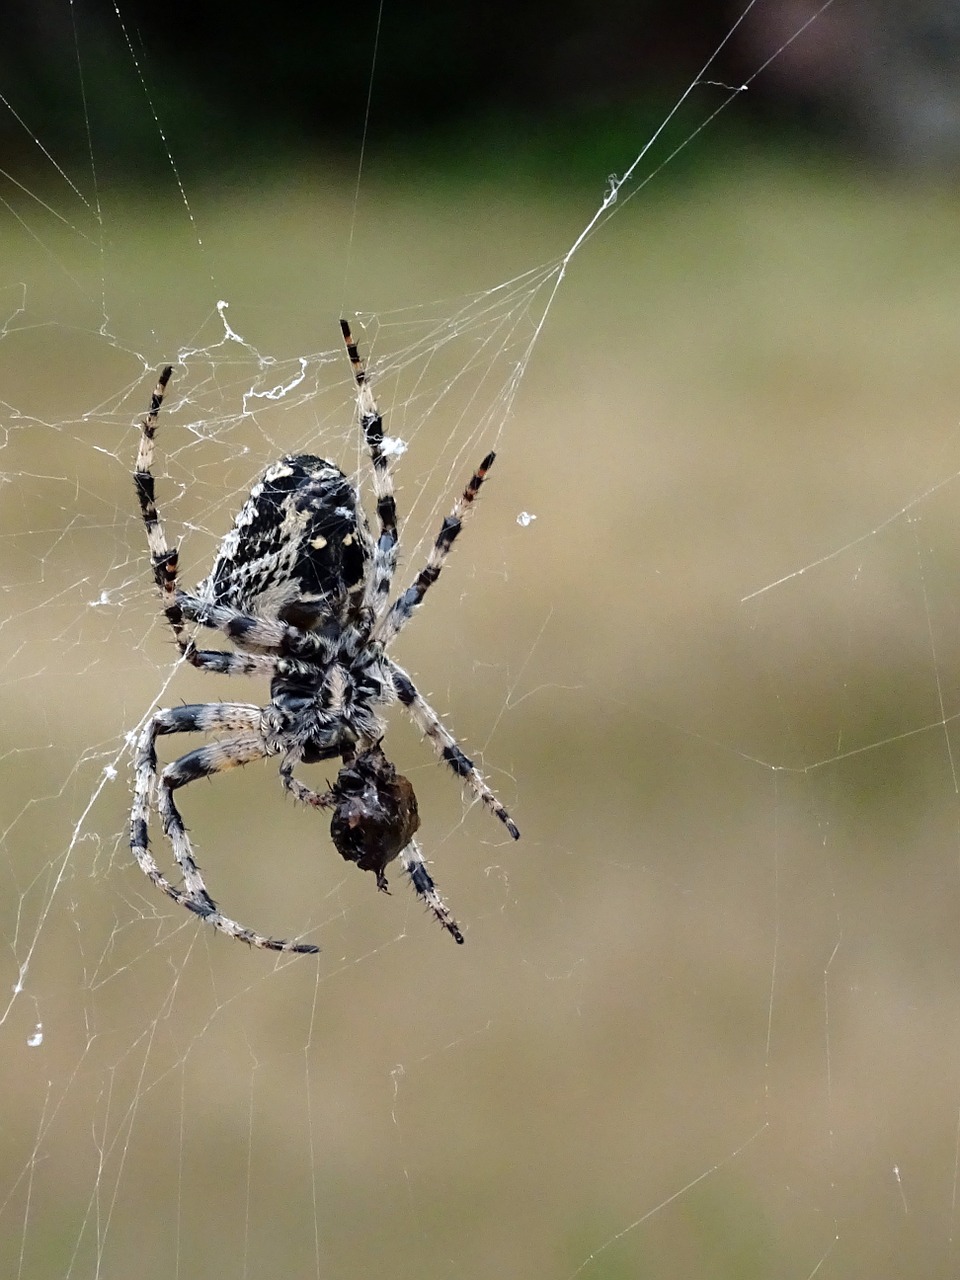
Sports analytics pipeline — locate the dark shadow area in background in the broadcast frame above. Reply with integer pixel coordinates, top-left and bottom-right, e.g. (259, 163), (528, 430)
(5, 1), (960, 177)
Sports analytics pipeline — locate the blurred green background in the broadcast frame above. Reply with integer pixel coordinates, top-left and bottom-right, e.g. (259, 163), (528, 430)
(5, 4), (960, 1278)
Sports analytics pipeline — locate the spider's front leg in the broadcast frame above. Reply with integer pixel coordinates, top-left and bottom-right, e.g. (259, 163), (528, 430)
(130, 702), (320, 955)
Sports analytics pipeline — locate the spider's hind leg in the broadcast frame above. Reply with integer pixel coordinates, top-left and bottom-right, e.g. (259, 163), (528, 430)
(401, 838), (464, 944)
(340, 318), (399, 615)
(133, 365), (190, 651)
(376, 449), (496, 647)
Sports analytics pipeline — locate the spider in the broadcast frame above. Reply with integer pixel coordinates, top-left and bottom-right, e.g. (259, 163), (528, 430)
(129, 321), (519, 954)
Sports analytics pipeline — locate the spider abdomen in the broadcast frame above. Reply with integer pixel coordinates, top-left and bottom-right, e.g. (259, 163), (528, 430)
(198, 455), (374, 629)
(329, 746), (421, 886)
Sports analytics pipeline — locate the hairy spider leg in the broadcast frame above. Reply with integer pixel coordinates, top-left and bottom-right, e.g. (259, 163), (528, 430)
(174, 650), (283, 678)
(279, 759), (337, 809)
(133, 365), (188, 649)
(131, 703), (320, 954)
(401, 837), (464, 944)
(340, 319), (399, 617)
(135, 368), (339, 673)
(390, 662), (520, 841)
(175, 597), (337, 662)
(376, 450), (496, 647)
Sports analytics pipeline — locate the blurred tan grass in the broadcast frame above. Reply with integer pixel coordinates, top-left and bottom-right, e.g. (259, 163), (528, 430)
(3, 158), (960, 1277)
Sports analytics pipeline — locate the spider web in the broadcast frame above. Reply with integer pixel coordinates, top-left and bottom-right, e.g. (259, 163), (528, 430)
(5, 2), (960, 1277)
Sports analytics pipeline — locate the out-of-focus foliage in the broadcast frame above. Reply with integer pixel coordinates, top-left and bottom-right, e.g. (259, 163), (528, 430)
(6, 1), (960, 172)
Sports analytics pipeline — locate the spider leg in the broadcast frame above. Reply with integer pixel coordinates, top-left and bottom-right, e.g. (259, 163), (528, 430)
(401, 837), (464, 944)
(179, 646), (329, 694)
(131, 703), (320, 955)
(389, 661), (520, 840)
(340, 319), (399, 616)
(133, 365), (192, 653)
(132, 704), (256, 908)
(279, 754), (336, 809)
(132, 368), (337, 671)
(177, 595), (336, 663)
(376, 450), (495, 647)
(181, 648), (283, 678)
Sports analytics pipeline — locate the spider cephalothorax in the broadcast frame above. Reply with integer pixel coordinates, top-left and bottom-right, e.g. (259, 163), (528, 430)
(129, 321), (519, 953)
